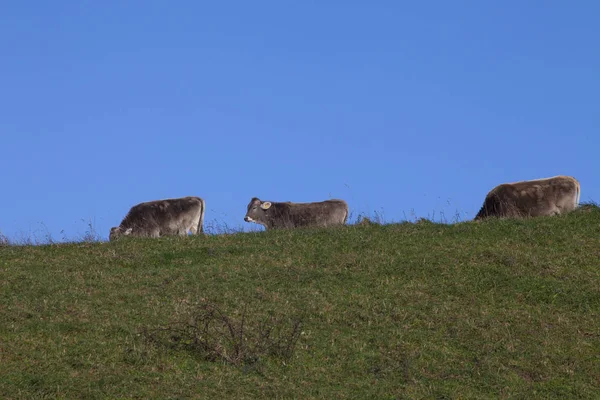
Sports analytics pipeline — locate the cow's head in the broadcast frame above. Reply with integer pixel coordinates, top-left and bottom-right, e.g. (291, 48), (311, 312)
(109, 226), (133, 241)
(244, 197), (271, 227)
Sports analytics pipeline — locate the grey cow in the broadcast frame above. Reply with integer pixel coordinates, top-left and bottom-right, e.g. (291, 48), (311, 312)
(475, 176), (580, 220)
(110, 196), (206, 240)
(244, 197), (348, 230)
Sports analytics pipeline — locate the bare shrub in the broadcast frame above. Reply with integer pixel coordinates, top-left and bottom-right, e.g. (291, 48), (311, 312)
(353, 210), (385, 225)
(0, 231), (9, 246)
(204, 218), (258, 235)
(574, 201), (600, 214)
(142, 300), (303, 367)
(415, 217), (433, 225)
(357, 216), (373, 226)
(80, 218), (102, 242)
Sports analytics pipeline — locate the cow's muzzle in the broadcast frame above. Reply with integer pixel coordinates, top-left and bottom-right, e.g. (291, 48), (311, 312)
(244, 216), (252, 222)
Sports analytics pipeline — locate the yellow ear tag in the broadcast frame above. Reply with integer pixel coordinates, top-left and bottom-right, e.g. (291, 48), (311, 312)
(260, 202), (272, 210)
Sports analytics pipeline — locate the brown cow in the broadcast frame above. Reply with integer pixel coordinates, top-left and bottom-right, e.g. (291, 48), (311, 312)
(475, 176), (580, 220)
(244, 198), (348, 229)
(110, 196), (206, 240)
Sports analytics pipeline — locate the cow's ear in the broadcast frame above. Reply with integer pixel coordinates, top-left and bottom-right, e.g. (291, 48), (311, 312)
(260, 202), (272, 210)
(124, 228), (133, 235)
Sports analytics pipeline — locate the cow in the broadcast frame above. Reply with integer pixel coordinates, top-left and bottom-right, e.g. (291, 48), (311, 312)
(109, 196), (206, 240)
(244, 197), (348, 230)
(475, 176), (580, 220)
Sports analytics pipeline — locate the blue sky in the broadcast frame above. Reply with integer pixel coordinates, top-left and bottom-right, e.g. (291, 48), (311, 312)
(1, 1), (599, 241)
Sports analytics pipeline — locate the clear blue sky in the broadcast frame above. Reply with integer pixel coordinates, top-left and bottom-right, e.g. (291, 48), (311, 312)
(1, 1), (599, 241)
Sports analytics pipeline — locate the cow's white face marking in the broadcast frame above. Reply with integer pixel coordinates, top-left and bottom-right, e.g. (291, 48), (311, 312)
(245, 216), (254, 222)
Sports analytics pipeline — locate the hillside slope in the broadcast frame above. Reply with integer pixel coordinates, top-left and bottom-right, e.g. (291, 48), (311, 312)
(1, 208), (599, 398)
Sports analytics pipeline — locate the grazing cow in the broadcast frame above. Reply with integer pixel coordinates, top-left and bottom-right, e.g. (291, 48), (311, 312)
(244, 197), (348, 230)
(475, 176), (580, 220)
(109, 196), (206, 240)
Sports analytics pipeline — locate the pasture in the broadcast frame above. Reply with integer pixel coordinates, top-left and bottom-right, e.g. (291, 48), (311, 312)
(1, 206), (599, 398)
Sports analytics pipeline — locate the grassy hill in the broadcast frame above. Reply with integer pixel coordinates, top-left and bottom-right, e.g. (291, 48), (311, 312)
(1, 207), (599, 399)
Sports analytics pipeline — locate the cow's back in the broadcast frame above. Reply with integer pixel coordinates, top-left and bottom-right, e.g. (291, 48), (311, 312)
(120, 196), (204, 235)
(476, 176), (580, 219)
(270, 199), (348, 229)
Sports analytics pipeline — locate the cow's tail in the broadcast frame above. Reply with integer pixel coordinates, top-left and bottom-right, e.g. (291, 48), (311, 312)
(343, 201), (349, 225)
(197, 198), (206, 234)
(574, 177), (581, 208)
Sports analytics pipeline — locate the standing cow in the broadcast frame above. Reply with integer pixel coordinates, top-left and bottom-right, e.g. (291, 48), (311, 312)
(110, 196), (206, 240)
(475, 176), (580, 220)
(244, 197), (348, 230)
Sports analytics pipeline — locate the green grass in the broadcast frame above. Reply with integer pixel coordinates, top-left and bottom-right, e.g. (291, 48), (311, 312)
(1, 207), (599, 399)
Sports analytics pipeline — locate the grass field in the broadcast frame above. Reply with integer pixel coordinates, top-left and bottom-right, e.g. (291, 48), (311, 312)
(1, 207), (599, 399)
